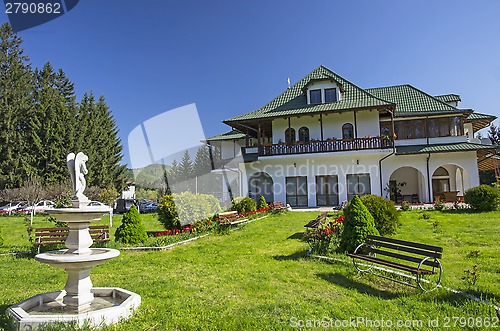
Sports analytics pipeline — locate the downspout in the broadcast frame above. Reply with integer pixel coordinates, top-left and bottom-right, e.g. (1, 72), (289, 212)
(426, 153), (432, 203)
(379, 108), (396, 197)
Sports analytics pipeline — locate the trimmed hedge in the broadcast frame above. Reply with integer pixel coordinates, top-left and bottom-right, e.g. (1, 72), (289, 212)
(339, 195), (379, 253)
(115, 206), (148, 244)
(158, 192), (221, 229)
(232, 197), (256, 213)
(464, 185), (500, 212)
(361, 194), (400, 235)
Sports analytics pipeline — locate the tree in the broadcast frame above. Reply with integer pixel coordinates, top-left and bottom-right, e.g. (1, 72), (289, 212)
(28, 62), (71, 185)
(339, 195), (379, 253)
(76, 93), (126, 190)
(0, 23), (35, 189)
(488, 123), (500, 145)
(114, 205), (147, 244)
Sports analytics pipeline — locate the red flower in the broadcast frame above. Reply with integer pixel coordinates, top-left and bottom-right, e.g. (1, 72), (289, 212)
(336, 215), (344, 223)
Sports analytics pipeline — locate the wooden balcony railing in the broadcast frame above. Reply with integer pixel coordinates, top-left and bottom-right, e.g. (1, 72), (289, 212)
(258, 137), (393, 156)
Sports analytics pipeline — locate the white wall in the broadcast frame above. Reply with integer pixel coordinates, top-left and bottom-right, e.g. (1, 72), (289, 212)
(220, 140), (244, 160)
(356, 110), (380, 137)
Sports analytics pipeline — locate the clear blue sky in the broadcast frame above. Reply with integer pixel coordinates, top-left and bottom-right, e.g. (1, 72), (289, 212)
(2, 0), (500, 167)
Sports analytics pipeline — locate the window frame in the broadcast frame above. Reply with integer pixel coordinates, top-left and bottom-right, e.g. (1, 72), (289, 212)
(342, 123), (354, 140)
(285, 128), (296, 144)
(316, 175), (339, 206)
(324, 88), (337, 103)
(309, 89), (322, 104)
(346, 174), (371, 201)
(286, 176), (308, 207)
(298, 126), (310, 143)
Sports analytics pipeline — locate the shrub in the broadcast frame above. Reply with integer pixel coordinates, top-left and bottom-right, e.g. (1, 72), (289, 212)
(433, 198), (445, 211)
(257, 195), (268, 209)
(464, 185), (500, 212)
(339, 195), (379, 253)
(400, 201), (411, 211)
(232, 196), (256, 213)
(360, 194), (400, 236)
(158, 192), (221, 229)
(115, 206), (148, 244)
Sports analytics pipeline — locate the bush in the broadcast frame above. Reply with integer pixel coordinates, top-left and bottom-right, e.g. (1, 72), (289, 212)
(464, 185), (500, 212)
(158, 192), (221, 229)
(360, 195), (400, 236)
(232, 197), (256, 213)
(400, 201), (411, 211)
(115, 206), (148, 244)
(339, 195), (379, 253)
(433, 198), (445, 211)
(257, 196), (268, 209)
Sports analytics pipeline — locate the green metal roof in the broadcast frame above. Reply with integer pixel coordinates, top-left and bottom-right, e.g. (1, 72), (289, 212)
(224, 65), (393, 123)
(206, 130), (246, 141)
(396, 142), (498, 155)
(434, 94), (461, 103)
(466, 112), (496, 121)
(366, 85), (464, 117)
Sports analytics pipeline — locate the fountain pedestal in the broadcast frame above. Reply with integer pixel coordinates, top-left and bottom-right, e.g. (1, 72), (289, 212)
(7, 205), (141, 329)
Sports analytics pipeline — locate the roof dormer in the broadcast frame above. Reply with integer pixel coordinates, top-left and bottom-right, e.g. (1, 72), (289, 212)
(303, 78), (343, 105)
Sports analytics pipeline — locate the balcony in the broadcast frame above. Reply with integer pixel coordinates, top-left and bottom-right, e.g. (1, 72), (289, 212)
(258, 137), (393, 157)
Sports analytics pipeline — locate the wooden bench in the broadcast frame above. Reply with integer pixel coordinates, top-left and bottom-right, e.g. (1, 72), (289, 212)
(32, 225), (110, 253)
(269, 201), (286, 212)
(304, 212), (328, 228)
(347, 235), (443, 291)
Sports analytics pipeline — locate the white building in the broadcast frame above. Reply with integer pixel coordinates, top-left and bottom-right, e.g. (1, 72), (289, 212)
(207, 66), (498, 207)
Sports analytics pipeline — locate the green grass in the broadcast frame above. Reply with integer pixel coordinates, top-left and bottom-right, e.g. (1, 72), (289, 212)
(0, 211), (499, 330)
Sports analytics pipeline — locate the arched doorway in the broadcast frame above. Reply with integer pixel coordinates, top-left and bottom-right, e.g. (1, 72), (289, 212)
(432, 164), (469, 202)
(248, 172), (274, 203)
(389, 166), (426, 203)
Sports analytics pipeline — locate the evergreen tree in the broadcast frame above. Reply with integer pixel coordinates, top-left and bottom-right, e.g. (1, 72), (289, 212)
(29, 62), (70, 185)
(194, 145), (212, 177)
(0, 23), (35, 189)
(76, 93), (126, 190)
(339, 195), (379, 253)
(114, 205), (147, 244)
(169, 160), (180, 184)
(488, 123), (500, 145)
(178, 150), (195, 182)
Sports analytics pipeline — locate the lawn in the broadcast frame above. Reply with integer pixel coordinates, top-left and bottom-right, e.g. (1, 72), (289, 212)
(0, 210), (499, 330)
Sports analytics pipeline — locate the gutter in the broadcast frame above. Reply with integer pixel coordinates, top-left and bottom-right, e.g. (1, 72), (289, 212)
(426, 153), (432, 203)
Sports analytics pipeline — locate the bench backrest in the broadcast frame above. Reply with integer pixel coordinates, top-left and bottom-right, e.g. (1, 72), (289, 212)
(365, 235), (442, 269)
(34, 226), (110, 243)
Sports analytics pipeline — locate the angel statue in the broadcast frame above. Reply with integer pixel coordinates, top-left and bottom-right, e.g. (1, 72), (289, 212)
(67, 152), (89, 200)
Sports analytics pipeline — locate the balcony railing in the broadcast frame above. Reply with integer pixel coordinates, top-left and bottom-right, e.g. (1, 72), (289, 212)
(258, 137), (393, 156)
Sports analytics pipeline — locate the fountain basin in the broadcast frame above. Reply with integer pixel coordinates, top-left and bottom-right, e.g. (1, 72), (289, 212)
(35, 248), (120, 267)
(7, 288), (141, 330)
(49, 207), (111, 223)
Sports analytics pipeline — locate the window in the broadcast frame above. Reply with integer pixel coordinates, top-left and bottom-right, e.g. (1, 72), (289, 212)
(342, 123), (354, 140)
(286, 176), (308, 207)
(428, 119), (439, 137)
(432, 167), (450, 198)
(347, 174), (371, 201)
(380, 122), (392, 137)
(285, 128), (295, 144)
(324, 88), (337, 102)
(438, 118), (450, 137)
(298, 127), (310, 143)
(394, 120), (425, 139)
(316, 175), (339, 206)
(310, 89), (321, 104)
(450, 117), (463, 136)
(414, 120), (425, 138)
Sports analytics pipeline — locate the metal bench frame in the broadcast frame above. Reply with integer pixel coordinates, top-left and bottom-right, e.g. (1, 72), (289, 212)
(347, 235), (443, 291)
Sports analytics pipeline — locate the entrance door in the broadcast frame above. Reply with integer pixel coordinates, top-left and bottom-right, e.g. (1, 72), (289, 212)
(316, 175), (339, 206)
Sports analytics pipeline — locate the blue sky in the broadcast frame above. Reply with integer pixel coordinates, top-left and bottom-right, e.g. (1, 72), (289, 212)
(2, 0), (500, 167)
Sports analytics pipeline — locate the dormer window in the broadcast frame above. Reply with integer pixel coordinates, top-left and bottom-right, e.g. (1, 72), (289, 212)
(325, 88), (337, 102)
(310, 89), (322, 104)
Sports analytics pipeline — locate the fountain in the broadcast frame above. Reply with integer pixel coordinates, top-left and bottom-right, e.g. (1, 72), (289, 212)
(7, 152), (141, 330)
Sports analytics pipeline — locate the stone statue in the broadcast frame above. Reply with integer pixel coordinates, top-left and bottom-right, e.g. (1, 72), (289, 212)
(67, 152), (89, 201)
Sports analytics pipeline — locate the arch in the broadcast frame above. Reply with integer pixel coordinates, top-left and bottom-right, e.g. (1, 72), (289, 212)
(298, 127), (310, 143)
(432, 164), (469, 202)
(342, 123), (354, 140)
(389, 166), (426, 203)
(248, 172), (274, 203)
(285, 128), (295, 144)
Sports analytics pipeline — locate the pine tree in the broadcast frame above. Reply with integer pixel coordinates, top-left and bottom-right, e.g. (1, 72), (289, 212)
(178, 150), (194, 182)
(488, 123), (500, 145)
(0, 23), (35, 189)
(194, 145), (212, 177)
(339, 195), (379, 253)
(29, 62), (70, 185)
(76, 93), (126, 190)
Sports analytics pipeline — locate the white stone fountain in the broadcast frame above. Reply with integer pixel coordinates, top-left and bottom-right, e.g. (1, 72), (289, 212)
(7, 152), (141, 330)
